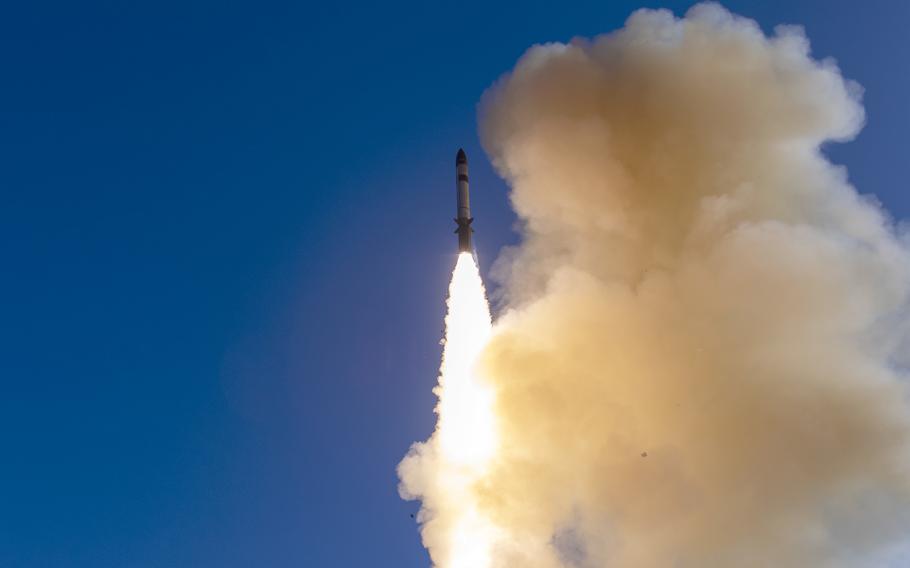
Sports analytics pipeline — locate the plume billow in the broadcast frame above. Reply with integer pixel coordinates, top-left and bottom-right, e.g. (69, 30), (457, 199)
(402, 4), (910, 566)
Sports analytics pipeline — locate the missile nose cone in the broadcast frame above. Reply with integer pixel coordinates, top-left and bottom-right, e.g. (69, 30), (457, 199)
(456, 148), (467, 164)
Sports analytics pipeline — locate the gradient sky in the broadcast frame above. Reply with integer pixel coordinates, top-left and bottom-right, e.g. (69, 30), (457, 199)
(2, 1), (909, 566)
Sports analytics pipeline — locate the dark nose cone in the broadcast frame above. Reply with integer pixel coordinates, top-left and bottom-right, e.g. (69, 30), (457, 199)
(456, 148), (467, 164)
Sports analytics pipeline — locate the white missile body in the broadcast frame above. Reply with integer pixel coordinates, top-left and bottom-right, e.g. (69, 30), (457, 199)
(454, 148), (473, 252)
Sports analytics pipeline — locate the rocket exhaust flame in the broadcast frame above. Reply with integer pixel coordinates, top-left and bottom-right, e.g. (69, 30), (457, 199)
(398, 252), (499, 568)
(436, 254), (495, 466)
(402, 4), (910, 566)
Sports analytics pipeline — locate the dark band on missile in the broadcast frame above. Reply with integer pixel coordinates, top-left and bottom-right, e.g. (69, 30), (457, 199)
(458, 174), (469, 182)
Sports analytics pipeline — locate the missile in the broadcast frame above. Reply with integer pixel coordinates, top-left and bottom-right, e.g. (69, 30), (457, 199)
(455, 148), (473, 253)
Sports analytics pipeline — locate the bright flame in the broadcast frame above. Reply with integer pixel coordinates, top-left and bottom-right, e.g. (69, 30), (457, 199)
(398, 252), (500, 568)
(437, 253), (496, 465)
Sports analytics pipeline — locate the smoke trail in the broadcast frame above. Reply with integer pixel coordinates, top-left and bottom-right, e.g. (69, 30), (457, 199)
(473, 4), (910, 567)
(399, 252), (500, 567)
(401, 4), (910, 566)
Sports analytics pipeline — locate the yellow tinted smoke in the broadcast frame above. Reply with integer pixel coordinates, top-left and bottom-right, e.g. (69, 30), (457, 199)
(474, 4), (910, 567)
(402, 4), (910, 567)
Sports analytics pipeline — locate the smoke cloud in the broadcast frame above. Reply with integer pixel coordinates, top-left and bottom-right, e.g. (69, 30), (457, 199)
(471, 4), (910, 566)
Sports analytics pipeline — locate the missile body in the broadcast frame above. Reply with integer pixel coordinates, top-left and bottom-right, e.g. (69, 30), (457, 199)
(455, 148), (473, 252)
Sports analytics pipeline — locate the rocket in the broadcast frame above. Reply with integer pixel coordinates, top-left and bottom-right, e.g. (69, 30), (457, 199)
(455, 148), (473, 253)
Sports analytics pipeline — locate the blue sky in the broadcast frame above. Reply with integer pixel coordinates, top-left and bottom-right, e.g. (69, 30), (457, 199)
(1, 1), (909, 566)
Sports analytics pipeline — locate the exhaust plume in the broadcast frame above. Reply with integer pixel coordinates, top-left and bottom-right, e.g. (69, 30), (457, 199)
(399, 252), (500, 567)
(402, 4), (910, 566)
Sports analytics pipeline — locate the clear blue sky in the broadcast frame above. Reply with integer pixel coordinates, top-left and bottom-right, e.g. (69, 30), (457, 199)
(1, 1), (908, 566)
